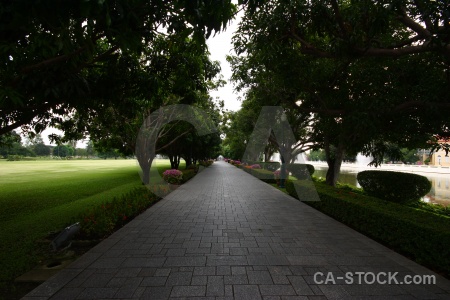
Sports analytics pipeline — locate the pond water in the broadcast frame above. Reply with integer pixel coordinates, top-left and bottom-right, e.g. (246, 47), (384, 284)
(313, 167), (450, 207)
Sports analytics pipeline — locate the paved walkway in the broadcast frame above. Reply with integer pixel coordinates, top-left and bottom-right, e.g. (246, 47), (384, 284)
(24, 161), (450, 299)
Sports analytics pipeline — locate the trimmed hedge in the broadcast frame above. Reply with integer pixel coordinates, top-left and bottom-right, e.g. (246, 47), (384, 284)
(244, 161), (281, 172)
(180, 169), (196, 183)
(285, 179), (318, 201)
(286, 163), (315, 179)
(286, 180), (450, 278)
(357, 171), (431, 204)
(251, 168), (277, 184)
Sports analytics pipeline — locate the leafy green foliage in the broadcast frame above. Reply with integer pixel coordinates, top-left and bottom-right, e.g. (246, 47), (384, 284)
(53, 145), (74, 158)
(308, 150), (327, 161)
(6, 155), (36, 161)
(357, 171), (431, 204)
(0, 0), (238, 136)
(180, 169), (197, 183)
(231, 0), (450, 186)
(286, 180), (450, 278)
(33, 142), (50, 156)
(400, 148), (420, 164)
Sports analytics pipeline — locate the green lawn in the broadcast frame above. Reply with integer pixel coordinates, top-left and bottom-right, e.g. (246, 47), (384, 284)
(0, 158), (183, 292)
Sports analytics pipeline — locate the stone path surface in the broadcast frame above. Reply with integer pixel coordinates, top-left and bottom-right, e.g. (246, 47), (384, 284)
(24, 161), (450, 299)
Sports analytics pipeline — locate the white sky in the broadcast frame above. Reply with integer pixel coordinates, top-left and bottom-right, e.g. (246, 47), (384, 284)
(39, 13), (243, 147)
(206, 10), (244, 113)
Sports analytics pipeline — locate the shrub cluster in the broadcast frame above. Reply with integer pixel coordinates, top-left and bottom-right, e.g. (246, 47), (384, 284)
(285, 180), (450, 278)
(286, 163), (315, 179)
(357, 170), (431, 204)
(244, 161), (280, 171)
(285, 179), (318, 201)
(187, 164), (198, 171)
(199, 160), (214, 167)
(252, 168), (277, 183)
(162, 169), (183, 184)
(78, 187), (160, 239)
(180, 169), (196, 183)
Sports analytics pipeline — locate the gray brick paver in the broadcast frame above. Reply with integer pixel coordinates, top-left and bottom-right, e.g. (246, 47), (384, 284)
(24, 161), (450, 299)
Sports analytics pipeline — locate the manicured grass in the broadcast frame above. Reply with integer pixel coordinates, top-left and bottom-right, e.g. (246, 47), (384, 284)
(0, 158), (184, 292)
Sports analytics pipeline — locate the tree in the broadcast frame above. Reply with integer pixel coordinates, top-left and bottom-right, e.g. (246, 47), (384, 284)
(33, 143), (50, 156)
(399, 148), (420, 164)
(235, 1), (450, 60)
(53, 145), (73, 158)
(231, 0), (450, 186)
(0, 0), (241, 137)
(75, 148), (88, 158)
(86, 141), (96, 158)
(308, 150), (327, 162)
(0, 131), (35, 158)
(24, 134), (51, 156)
(0, 131), (21, 148)
(59, 34), (224, 156)
(156, 98), (223, 169)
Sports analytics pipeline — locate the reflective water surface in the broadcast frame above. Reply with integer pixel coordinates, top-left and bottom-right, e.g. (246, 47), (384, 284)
(313, 167), (450, 207)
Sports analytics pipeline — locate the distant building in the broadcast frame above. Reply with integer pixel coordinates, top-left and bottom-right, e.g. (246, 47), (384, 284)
(426, 139), (450, 167)
(431, 148), (450, 166)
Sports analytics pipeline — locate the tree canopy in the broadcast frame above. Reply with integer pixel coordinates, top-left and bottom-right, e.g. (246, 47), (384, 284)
(229, 0), (450, 185)
(0, 0), (246, 137)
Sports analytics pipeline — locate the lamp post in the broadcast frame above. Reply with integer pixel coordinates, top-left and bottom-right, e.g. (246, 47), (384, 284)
(280, 114), (286, 188)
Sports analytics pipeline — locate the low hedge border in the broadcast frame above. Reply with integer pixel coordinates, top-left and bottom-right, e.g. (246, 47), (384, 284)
(78, 187), (161, 239)
(251, 168), (277, 184)
(357, 170), (431, 204)
(285, 180), (450, 278)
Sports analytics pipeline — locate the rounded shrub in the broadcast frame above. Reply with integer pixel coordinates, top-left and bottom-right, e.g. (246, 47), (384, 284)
(357, 170), (431, 204)
(286, 164), (315, 180)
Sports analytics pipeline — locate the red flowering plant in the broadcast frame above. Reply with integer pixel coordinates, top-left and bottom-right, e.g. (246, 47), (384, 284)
(250, 164), (261, 169)
(163, 169), (183, 184)
(78, 187), (160, 239)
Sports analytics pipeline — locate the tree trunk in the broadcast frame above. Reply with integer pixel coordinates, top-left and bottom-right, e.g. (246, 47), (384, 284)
(169, 155), (175, 169)
(325, 158), (343, 186)
(324, 140), (345, 186)
(185, 156), (192, 168)
(176, 156), (181, 169)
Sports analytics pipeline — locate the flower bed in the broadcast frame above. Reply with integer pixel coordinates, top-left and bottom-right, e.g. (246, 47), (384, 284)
(285, 180), (450, 278)
(163, 169), (183, 184)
